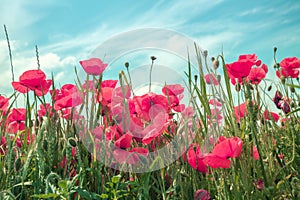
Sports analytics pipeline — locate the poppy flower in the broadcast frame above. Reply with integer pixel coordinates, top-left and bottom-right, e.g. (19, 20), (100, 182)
(209, 98), (222, 107)
(80, 58), (108, 75)
(226, 54), (260, 84)
(186, 143), (207, 173)
(12, 70), (52, 96)
(53, 84), (83, 110)
(234, 102), (247, 123)
(194, 189), (211, 200)
(204, 74), (219, 85)
(114, 132), (132, 149)
(0, 95), (9, 113)
(247, 64), (268, 84)
(276, 57), (300, 78)
(263, 110), (279, 122)
(113, 148), (139, 165)
(37, 103), (53, 119)
(211, 136), (243, 159)
(251, 146), (260, 160)
(5, 108), (26, 134)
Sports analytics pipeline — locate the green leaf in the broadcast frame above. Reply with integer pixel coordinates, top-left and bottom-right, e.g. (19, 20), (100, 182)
(58, 180), (68, 190)
(99, 193), (109, 198)
(31, 193), (59, 198)
(112, 175), (121, 184)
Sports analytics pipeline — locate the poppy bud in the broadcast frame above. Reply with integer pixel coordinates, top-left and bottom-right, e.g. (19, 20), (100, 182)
(150, 56), (157, 61)
(213, 60), (219, 70)
(217, 75), (221, 83)
(235, 83), (241, 92)
(203, 50), (208, 58)
(211, 57), (215, 62)
(125, 62), (129, 68)
(290, 86), (295, 93)
(267, 85), (272, 91)
(274, 47), (277, 53)
(194, 75), (198, 83)
(280, 76), (285, 84)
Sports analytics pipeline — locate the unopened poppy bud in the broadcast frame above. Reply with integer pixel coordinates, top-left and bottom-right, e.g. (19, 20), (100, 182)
(125, 62), (129, 68)
(267, 85), (272, 91)
(150, 56), (157, 61)
(213, 60), (219, 70)
(280, 76), (286, 84)
(217, 74), (221, 83)
(203, 50), (208, 58)
(274, 63), (280, 69)
(235, 83), (241, 92)
(194, 75), (198, 83)
(274, 47), (277, 53)
(290, 86), (295, 93)
(211, 57), (215, 62)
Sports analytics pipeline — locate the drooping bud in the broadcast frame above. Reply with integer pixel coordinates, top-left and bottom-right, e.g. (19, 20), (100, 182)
(274, 47), (277, 53)
(125, 62), (129, 68)
(213, 60), (219, 70)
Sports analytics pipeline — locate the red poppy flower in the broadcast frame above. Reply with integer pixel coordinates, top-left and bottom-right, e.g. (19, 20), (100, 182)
(186, 143), (207, 173)
(276, 57), (300, 78)
(247, 64), (268, 84)
(5, 108), (26, 134)
(209, 98), (222, 107)
(211, 136), (243, 159)
(226, 54), (261, 85)
(203, 154), (231, 169)
(53, 84), (83, 110)
(38, 103), (53, 119)
(113, 148), (139, 165)
(0, 95), (9, 113)
(162, 84), (184, 96)
(114, 132), (132, 149)
(80, 58), (108, 75)
(12, 70), (52, 96)
(234, 102), (247, 123)
(263, 110), (279, 122)
(251, 146), (260, 160)
(204, 74), (219, 85)
(194, 189), (211, 200)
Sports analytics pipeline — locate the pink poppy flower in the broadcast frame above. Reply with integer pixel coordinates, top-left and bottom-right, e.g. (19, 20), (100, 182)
(204, 74), (219, 85)
(114, 133), (132, 149)
(234, 102), (247, 123)
(226, 54), (260, 84)
(113, 148), (139, 165)
(276, 57), (300, 78)
(247, 64), (268, 84)
(0, 95), (9, 113)
(211, 136), (243, 158)
(263, 110), (279, 122)
(5, 108), (26, 134)
(80, 58), (108, 75)
(251, 146), (260, 160)
(53, 84), (83, 110)
(187, 143), (207, 173)
(194, 189), (211, 200)
(12, 70), (52, 96)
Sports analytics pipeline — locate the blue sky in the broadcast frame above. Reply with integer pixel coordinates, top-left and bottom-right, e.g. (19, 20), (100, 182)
(1, 0), (300, 96)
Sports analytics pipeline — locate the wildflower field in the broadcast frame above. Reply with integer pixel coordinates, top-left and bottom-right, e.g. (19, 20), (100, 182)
(0, 35), (300, 200)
